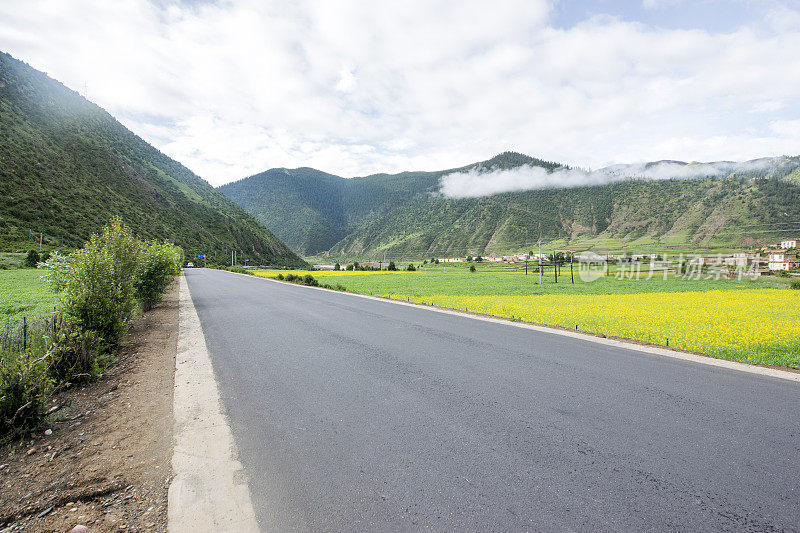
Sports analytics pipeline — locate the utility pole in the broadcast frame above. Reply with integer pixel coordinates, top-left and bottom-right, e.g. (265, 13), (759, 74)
(570, 251), (574, 284)
(554, 252), (558, 283)
(204, 253), (207, 268)
(39, 232), (42, 251)
(538, 223), (542, 285)
(525, 259), (528, 275)
(231, 250), (234, 267)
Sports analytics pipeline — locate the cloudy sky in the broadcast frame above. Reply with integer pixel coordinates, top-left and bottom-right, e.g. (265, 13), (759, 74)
(1, 0), (799, 186)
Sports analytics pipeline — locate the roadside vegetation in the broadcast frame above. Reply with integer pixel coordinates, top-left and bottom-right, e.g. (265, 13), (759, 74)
(258, 262), (800, 369)
(0, 218), (183, 438)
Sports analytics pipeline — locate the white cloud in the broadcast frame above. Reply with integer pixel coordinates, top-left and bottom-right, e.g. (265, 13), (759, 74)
(0, 1), (799, 186)
(439, 158), (786, 198)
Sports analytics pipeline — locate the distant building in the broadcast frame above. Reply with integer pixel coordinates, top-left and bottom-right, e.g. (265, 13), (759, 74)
(780, 239), (798, 249)
(768, 251), (798, 271)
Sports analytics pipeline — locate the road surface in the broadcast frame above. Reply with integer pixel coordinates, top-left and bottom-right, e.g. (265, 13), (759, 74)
(185, 268), (800, 531)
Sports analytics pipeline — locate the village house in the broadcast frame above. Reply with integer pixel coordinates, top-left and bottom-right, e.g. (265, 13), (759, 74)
(780, 238), (798, 249)
(768, 251), (799, 271)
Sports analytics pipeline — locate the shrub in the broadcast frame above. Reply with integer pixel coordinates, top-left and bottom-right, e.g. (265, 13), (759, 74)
(776, 270), (790, 278)
(334, 263), (340, 271)
(302, 274), (319, 286)
(406, 264), (416, 271)
(136, 241), (183, 311)
(24, 249), (40, 268)
(790, 280), (800, 290)
(470, 265), (476, 272)
(0, 352), (54, 436)
(276, 273), (284, 280)
(387, 261), (397, 271)
(46, 322), (101, 384)
(38, 251), (71, 292)
(60, 218), (141, 347)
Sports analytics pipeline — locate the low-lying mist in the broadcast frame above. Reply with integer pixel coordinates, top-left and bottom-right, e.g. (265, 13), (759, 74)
(438, 157), (785, 199)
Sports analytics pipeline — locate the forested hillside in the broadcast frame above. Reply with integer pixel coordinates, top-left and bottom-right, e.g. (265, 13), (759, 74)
(0, 52), (305, 267)
(221, 150), (800, 258)
(220, 153), (562, 255)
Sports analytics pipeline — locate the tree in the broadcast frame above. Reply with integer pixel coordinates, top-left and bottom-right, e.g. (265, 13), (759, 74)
(24, 250), (40, 267)
(334, 262), (340, 271)
(387, 261), (397, 271)
(406, 263), (416, 271)
(469, 264), (476, 272)
(475, 256), (483, 262)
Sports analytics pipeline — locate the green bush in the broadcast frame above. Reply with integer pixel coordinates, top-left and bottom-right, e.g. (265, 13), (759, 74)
(470, 264), (477, 272)
(790, 280), (800, 290)
(0, 352), (54, 436)
(38, 251), (71, 292)
(60, 218), (140, 347)
(46, 322), (101, 384)
(24, 250), (39, 268)
(387, 261), (397, 271)
(2, 218), (184, 438)
(136, 241), (183, 311)
(276, 273), (284, 280)
(406, 264), (416, 271)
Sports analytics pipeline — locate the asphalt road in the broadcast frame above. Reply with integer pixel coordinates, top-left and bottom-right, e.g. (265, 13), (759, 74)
(185, 268), (800, 532)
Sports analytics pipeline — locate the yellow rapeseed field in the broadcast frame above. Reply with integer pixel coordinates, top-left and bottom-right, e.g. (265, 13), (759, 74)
(388, 289), (800, 368)
(255, 270), (413, 278)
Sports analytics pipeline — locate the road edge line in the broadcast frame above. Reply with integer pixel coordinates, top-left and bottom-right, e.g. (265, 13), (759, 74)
(167, 273), (260, 532)
(242, 272), (799, 383)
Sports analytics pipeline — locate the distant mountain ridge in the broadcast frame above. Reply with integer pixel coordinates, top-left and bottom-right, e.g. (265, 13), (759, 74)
(220, 152), (800, 258)
(0, 51), (305, 267)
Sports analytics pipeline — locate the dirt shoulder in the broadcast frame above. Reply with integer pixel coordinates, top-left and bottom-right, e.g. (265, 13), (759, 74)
(1, 279), (179, 532)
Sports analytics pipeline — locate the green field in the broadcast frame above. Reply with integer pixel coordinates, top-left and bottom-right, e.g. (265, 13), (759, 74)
(0, 268), (58, 323)
(264, 263), (791, 297)
(257, 265), (800, 368)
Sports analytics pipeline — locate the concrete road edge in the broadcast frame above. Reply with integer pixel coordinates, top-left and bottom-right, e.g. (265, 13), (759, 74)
(167, 274), (260, 532)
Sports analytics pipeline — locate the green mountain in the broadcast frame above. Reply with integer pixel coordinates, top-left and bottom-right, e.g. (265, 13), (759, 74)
(220, 152), (800, 258)
(0, 51), (305, 267)
(219, 153), (561, 255)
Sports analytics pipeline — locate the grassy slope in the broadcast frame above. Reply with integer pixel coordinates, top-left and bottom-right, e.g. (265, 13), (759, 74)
(0, 51), (305, 267)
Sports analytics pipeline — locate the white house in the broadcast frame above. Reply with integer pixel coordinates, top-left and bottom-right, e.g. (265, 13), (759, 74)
(768, 251), (798, 271)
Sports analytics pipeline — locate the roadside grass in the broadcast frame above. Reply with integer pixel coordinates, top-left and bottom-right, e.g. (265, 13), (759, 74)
(0, 269), (58, 323)
(260, 268), (799, 369)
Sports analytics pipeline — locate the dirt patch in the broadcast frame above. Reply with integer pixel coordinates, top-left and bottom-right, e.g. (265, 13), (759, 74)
(0, 279), (179, 532)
